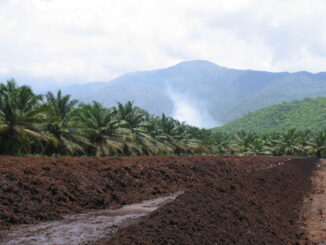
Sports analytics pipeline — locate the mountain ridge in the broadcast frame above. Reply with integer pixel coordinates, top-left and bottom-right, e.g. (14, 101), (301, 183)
(58, 60), (326, 127)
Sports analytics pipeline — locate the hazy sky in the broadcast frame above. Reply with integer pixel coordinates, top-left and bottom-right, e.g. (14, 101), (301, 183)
(0, 0), (326, 86)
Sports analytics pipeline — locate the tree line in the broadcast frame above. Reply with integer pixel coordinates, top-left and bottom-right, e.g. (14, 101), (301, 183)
(216, 97), (326, 133)
(0, 80), (325, 157)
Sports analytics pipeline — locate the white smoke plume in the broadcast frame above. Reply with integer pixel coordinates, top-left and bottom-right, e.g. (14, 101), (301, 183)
(166, 87), (220, 128)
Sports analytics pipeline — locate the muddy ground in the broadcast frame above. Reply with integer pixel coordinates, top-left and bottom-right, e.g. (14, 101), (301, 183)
(0, 155), (320, 244)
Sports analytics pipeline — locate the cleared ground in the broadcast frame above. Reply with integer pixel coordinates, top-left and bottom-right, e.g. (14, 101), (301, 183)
(303, 159), (326, 244)
(0, 156), (320, 244)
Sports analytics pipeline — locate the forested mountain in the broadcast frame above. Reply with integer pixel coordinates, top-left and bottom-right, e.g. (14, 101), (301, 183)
(214, 97), (326, 133)
(60, 60), (326, 126)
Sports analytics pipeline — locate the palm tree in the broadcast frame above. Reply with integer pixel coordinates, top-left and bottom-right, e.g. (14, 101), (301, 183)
(114, 101), (145, 131)
(114, 101), (158, 155)
(297, 130), (313, 156)
(139, 115), (174, 155)
(153, 114), (187, 154)
(305, 130), (326, 158)
(177, 125), (212, 155)
(274, 128), (303, 156)
(46, 90), (78, 120)
(247, 137), (271, 155)
(44, 90), (87, 155)
(77, 101), (123, 156)
(231, 130), (256, 154)
(214, 132), (230, 154)
(263, 132), (282, 156)
(0, 79), (49, 155)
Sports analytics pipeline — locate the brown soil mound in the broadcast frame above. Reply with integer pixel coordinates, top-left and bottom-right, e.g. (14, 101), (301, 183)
(99, 158), (317, 245)
(0, 156), (290, 229)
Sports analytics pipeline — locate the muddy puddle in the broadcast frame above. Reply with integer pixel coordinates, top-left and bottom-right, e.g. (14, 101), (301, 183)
(0, 192), (181, 245)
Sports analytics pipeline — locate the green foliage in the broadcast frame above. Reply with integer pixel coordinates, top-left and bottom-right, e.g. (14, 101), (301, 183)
(44, 90), (87, 155)
(214, 97), (326, 133)
(0, 80), (50, 155)
(76, 102), (123, 156)
(211, 128), (326, 157)
(0, 80), (214, 156)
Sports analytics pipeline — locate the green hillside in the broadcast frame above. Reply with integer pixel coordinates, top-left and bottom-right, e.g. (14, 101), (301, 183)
(214, 97), (326, 133)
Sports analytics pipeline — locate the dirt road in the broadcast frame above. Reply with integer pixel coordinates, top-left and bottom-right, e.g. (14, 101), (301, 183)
(304, 159), (326, 244)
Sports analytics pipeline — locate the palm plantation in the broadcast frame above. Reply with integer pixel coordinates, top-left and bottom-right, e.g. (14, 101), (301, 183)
(0, 80), (325, 157)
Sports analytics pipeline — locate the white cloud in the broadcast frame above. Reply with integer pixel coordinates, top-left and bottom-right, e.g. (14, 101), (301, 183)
(0, 0), (326, 86)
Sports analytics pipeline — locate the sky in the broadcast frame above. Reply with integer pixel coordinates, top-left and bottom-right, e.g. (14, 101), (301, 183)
(0, 0), (326, 87)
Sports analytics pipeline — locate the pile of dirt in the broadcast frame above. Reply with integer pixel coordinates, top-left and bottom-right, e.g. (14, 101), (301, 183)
(0, 156), (290, 229)
(99, 158), (317, 245)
